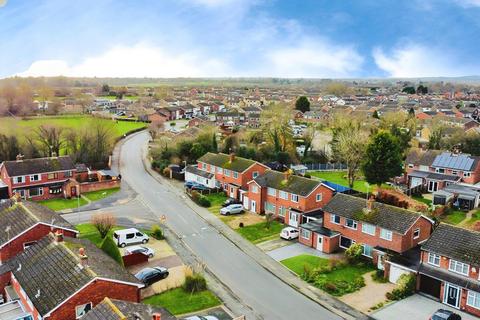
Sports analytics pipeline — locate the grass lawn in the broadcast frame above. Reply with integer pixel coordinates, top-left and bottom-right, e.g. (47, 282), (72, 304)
(442, 209), (467, 225)
(204, 193), (228, 215)
(309, 171), (389, 193)
(466, 210), (480, 227)
(236, 221), (284, 244)
(412, 195), (432, 206)
(38, 197), (88, 211)
(76, 223), (124, 247)
(143, 288), (221, 315)
(281, 254), (329, 275)
(83, 187), (120, 202)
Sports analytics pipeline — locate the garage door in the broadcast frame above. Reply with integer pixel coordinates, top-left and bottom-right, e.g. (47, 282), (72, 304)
(389, 264), (411, 284)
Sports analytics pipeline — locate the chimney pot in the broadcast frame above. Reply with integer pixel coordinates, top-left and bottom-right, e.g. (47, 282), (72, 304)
(54, 230), (64, 242)
(152, 313), (161, 320)
(367, 195), (375, 211)
(78, 247), (88, 266)
(16, 154), (24, 162)
(229, 153), (235, 163)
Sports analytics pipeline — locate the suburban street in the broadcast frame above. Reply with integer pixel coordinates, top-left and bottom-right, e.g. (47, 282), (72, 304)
(105, 131), (342, 320)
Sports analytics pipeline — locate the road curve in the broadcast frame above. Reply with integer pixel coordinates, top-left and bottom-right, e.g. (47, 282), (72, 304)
(120, 131), (342, 320)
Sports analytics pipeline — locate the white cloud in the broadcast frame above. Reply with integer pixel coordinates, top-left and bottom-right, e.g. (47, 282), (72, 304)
(17, 44), (230, 78)
(264, 39), (364, 78)
(0, 0), (7, 7)
(372, 44), (476, 77)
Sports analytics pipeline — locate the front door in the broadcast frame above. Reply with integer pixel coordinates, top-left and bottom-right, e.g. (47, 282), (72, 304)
(71, 186), (77, 197)
(251, 200), (256, 213)
(444, 283), (460, 308)
(243, 196), (249, 210)
(316, 235), (323, 251)
(289, 211), (298, 228)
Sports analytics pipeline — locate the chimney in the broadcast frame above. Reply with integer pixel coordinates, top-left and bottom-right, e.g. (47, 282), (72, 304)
(229, 153), (235, 163)
(152, 313), (161, 320)
(78, 247), (88, 267)
(283, 169), (292, 181)
(51, 152), (57, 158)
(16, 154), (24, 162)
(54, 230), (64, 242)
(367, 195), (375, 211)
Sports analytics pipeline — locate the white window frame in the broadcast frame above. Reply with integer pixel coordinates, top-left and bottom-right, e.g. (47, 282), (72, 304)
(278, 206), (286, 217)
(362, 244), (373, 258)
(330, 214), (340, 224)
(464, 171), (472, 177)
(345, 218), (357, 230)
(267, 187), (276, 197)
(361, 223), (376, 236)
(28, 187), (43, 198)
(233, 171), (239, 179)
(467, 291), (480, 310)
(316, 193), (322, 202)
(413, 228), (420, 239)
(217, 167), (223, 174)
(291, 194), (299, 203)
(210, 165), (215, 173)
(380, 228), (392, 241)
(251, 185), (258, 194)
(265, 202), (276, 213)
(449, 259), (469, 276)
(224, 169), (231, 177)
(29, 174), (40, 182)
(435, 168), (445, 174)
(252, 171), (259, 178)
(452, 170), (458, 175)
(202, 163), (207, 170)
(13, 176), (25, 184)
(428, 252), (441, 267)
(75, 302), (93, 319)
(301, 229), (311, 239)
(279, 190), (288, 200)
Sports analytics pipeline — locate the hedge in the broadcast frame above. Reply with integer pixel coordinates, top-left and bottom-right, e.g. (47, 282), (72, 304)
(100, 236), (124, 266)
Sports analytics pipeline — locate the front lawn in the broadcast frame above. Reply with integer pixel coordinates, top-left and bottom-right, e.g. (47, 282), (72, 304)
(236, 221), (284, 244)
(38, 197), (88, 211)
(281, 254), (375, 296)
(76, 223), (124, 247)
(143, 288), (221, 315)
(83, 187), (120, 202)
(466, 210), (480, 227)
(442, 209), (467, 225)
(204, 193), (228, 215)
(309, 171), (389, 193)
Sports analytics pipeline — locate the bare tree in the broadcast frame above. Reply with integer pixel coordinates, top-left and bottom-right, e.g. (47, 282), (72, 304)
(35, 125), (64, 157)
(91, 213), (116, 239)
(149, 121), (164, 140)
(265, 212), (275, 230)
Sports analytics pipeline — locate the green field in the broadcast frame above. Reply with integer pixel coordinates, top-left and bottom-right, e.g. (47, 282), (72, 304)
(0, 116), (146, 139)
(309, 171), (389, 193)
(143, 288), (221, 315)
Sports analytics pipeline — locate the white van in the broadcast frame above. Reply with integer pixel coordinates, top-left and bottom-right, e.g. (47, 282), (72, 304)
(113, 228), (149, 248)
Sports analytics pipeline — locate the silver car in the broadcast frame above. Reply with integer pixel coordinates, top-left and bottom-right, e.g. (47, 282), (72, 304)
(220, 204), (244, 215)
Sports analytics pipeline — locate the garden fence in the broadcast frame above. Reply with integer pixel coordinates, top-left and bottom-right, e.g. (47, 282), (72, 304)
(303, 163), (347, 171)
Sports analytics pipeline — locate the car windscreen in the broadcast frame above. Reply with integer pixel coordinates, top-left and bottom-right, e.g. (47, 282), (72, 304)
(135, 268), (155, 278)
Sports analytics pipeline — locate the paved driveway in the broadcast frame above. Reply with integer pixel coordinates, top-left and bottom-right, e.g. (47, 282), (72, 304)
(267, 242), (342, 261)
(372, 294), (477, 320)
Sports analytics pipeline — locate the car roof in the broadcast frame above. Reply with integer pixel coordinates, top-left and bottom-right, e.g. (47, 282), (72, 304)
(114, 228), (140, 234)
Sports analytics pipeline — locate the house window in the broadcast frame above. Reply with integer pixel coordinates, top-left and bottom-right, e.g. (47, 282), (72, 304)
(224, 169), (231, 177)
(316, 193), (322, 202)
(29, 187), (43, 197)
(363, 244), (373, 258)
(449, 259), (469, 276)
(301, 229), (311, 239)
(202, 163), (207, 170)
(14, 176), (25, 184)
(279, 191), (288, 200)
(452, 170), (458, 175)
(265, 202), (276, 213)
(251, 185), (258, 194)
(464, 171), (472, 177)
(361, 223), (376, 236)
(23, 241), (37, 249)
(413, 228), (420, 239)
(428, 252), (441, 266)
(210, 166), (215, 173)
(291, 194), (299, 203)
(75, 302), (92, 318)
(48, 173), (58, 180)
(29, 174), (40, 182)
(435, 168), (445, 173)
(408, 164), (414, 168)
(467, 291), (480, 309)
(217, 167), (223, 174)
(330, 214), (340, 224)
(65, 171), (72, 178)
(340, 236), (353, 249)
(233, 172), (239, 179)
(380, 228), (392, 241)
(267, 188), (276, 196)
(252, 171), (259, 178)
(345, 219), (357, 230)
(278, 206), (286, 217)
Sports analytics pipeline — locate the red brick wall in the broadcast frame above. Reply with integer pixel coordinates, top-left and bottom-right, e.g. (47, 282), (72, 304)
(0, 226), (77, 263)
(47, 280), (140, 320)
(122, 252), (149, 267)
(246, 182), (264, 214)
(421, 250), (479, 280)
(11, 274), (41, 320)
(79, 180), (120, 193)
(298, 230), (314, 247)
(0, 271), (11, 297)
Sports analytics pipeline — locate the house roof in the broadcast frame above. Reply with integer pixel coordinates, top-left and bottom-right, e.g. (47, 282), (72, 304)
(419, 263), (480, 292)
(2, 156), (75, 176)
(406, 148), (441, 167)
(253, 170), (322, 197)
(0, 200), (76, 248)
(300, 220), (339, 237)
(83, 298), (176, 320)
(421, 223), (480, 266)
(432, 152), (479, 171)
(4, 234), (142, 316)
(197, 152), (257, 172)
(186, 165), (214, 179)
(323, 193), (424, 234)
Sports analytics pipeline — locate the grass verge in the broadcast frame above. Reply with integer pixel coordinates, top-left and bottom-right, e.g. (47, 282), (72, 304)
(38, 197), (88, 211)
(236, 221), (284, 244)
(83, 187), (120, 202)
(143, 288), (221, 315)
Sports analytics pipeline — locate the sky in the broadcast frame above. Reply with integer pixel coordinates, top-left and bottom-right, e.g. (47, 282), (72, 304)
(0, 0), (479, 79)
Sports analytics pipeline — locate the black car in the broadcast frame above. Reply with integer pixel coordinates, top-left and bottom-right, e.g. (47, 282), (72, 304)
(222, 198), (242, 207)
(430, 309), (461, 320)
(135, 267), (169, 286)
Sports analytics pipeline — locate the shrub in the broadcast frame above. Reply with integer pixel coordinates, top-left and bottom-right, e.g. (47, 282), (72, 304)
(345, 243), (363, 263)
(386, 273), (416, 300)
(473, 221), (480, 232)
(238, 222), (244, 228)
(100, 236), (124, 266)
(371, 269), (388, 283)
(197, 195), (211, 207)
(191, 190), (201, 201)
(183, 273), (207, 293)
(151, 225), (165, 240)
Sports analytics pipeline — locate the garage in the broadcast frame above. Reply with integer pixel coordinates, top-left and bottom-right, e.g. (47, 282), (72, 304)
(388, 262), (413, 284)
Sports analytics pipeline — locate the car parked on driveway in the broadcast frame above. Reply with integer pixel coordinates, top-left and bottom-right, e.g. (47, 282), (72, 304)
(113, 228), (149, 248)
(134, 266), (169, 286)
(125, 246), (155, 258)
(220, 204), (244, 215)
(280, 227), (299, 240)
(222, 197), (242, 207)
(430, 309), (461, 320)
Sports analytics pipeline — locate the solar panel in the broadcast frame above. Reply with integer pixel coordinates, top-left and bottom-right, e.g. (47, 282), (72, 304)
(432, 152), (475, 171)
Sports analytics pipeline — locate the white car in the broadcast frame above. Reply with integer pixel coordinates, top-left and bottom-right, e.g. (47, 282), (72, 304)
(220, 204), (244, 215)
(125, 246), (155, 258)
(280, 227), (299, 240)
(183, 316), (219, 320)
(113, 228), (149, 248)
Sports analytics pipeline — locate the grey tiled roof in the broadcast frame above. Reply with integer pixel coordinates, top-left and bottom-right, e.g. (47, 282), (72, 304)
(198, 152), (256, 172)
(3, 156), (75, 176)
(421, 223), (480, 266)
(254, 170), (321, 197)
(406, 149), (441, 167)
(6, 234), (142, 316)
(0, 200), (75, 247)
(186, 165), (214, 179)
(323, 193), (424, 234)
(83, 298), (176, 320)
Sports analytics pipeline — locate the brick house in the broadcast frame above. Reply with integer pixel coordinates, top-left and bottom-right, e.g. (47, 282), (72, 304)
(0, 233), (143, 320)
(194, 153), (269, 199)
(245, 170), (335, 227)
(0, 155), (78, 200)
(418, 224), (480, 317)
(0, 199), (78, 264)
(299, 193), (433, 278)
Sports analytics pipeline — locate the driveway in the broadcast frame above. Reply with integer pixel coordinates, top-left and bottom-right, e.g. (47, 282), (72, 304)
(267, 242), (343, 261)
(372, 294), (478, 320)
(182, 306), (233, 320)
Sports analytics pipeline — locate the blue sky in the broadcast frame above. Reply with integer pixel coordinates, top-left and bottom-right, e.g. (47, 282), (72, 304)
(0, 0), (479, 78)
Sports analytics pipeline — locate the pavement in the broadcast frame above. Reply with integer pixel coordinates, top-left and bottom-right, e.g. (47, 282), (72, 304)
(266, 242), (343, 261)
(372, 294), (478, 320)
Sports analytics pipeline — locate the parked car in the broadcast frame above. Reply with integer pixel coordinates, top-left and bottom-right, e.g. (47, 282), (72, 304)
(183, 316), (219, 320)
(430, 309), (461, 320)
(222, 197), (242, 207)
(184, 181), (200, 189)
(125, 246), (155, 258)
(280, 227), (299, 240)
(113, 228), (149, 248)
(220, 204), (244, 215)
(191, 184), (209, 191)
(134, 267), (169, 286)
